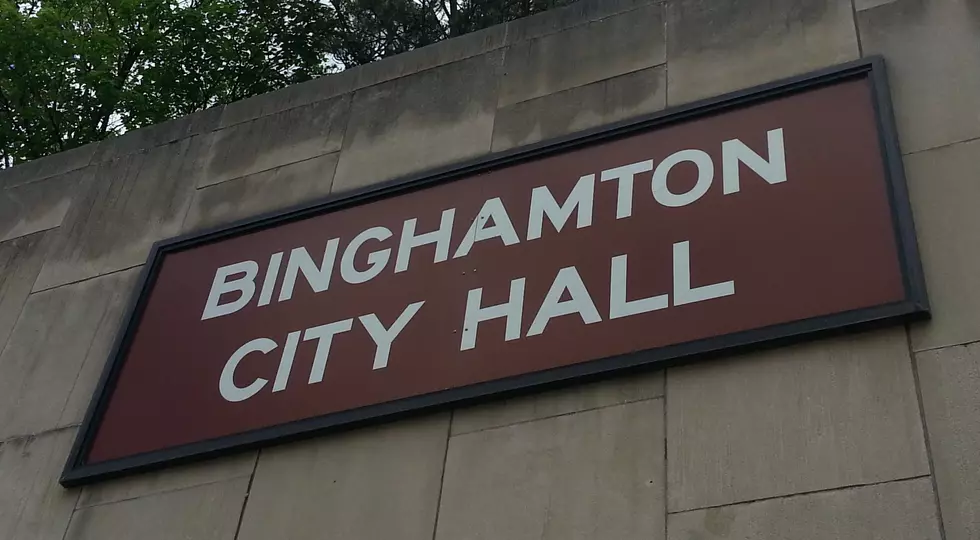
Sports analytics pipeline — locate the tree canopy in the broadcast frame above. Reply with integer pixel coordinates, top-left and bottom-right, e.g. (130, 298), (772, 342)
(0, 0), (575, 167)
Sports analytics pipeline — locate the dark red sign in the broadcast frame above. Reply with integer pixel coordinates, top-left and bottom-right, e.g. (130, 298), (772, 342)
(62, 58), (926, 486)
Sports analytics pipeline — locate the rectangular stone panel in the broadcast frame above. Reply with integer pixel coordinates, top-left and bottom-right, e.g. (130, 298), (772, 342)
(904, 139), (980, 350)
(917, 343), (980, 540)
(491, 66), (666, 152)
(202, 94), (350, 187)
(451, 369), (663, 435)
(667, 328), (929, 512)
(0, 170), (81, 242)
(667, 478), (940, 540)
(64, 477), (248, 540)
(0, 268), (140, 440)
(91, 106), (224, 163)
(858, 0), (980, 153)
(504, 0), (657, 44)
(331, 52), (501, 192)
(236, 414), (448, 540)
(77, 451), (256, 508)
(0, 142), (98, 189)
(0, 429), (79, 540)
(666, 0), (858, 104)
(33, 137), (204, 291)
(0, 232), (51, 357)
(183, 152), (338, 233)
(217, 72), (356, 129)
(435, 400), (664, 540)
(498, 3), (665, 107)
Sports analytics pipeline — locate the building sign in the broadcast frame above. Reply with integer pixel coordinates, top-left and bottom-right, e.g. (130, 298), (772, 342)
(62, 58), (926, 486)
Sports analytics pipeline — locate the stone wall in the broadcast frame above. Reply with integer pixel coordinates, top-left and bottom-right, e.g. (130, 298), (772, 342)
(1, 0), (978, 538)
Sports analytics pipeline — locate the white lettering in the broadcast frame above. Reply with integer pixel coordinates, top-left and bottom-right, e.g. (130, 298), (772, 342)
(396, 209), (456, 273)
(219, 338), (276, 402)
(600, 160), (653, 219)
(304, 319), (354, 384)
(461, 278), (526, 351)
(527, 175), (595, 240)
(257, 252), (283, 307)
(202, 261), (259, 321)
(453, 197), (520, 259)
(652, 149), (714, 208)
(723, 128), (786, 194)
(527, 266), (602, 336)
(278, 239), (341, 302)
(609, 254), (668, 319)
(341, 227), (392, 284)
(673, 241), (735, 306)
(272, 330), (301, 393)
(360, 301), (425, 369)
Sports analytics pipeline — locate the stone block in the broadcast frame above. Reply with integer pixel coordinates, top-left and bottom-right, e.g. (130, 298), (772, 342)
(236, 414), (449, 540)
(858, 0), (980, 153)
(218, 72), (357, 129)
(183, 152), (338, 233)
(904, 139), (980, 350)
(491, 65), (666, 151)
(435, 400), (664, 540)
(451, 369), (664, 435)
(666, 328), (928, 512)
(0, 232), (51, 356)
(0, 142), (98, 189)
(666, 0), (859, 105)
(33, 137), (203, 292)
(331, 52), (501, 192)
(498, 3), (665, 107)
(77, 451), (256, 508)
(353, 25), (508, 90)
(0, 268), (140, 440)
(504, 0), (657, 44)
(64, 477), (248, 540)
(667, 477), (939, 540)
(91, 106), (224, 163)
(0, 429), (79, 540)
(917, 343), (980, 540)
(0, 169), (81, 242)
(202, 94), (349, 187)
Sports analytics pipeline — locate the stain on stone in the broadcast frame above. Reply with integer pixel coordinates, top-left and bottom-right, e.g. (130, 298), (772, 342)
(493, 66), (665, 151)
(669, 0), (830, 54)
(345, 51), (502, 142)
(703, 506), (735, 537)
(205, 94), (350, 185)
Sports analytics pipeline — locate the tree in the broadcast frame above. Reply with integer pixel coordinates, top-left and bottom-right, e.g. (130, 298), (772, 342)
(0, 0), (576, 167)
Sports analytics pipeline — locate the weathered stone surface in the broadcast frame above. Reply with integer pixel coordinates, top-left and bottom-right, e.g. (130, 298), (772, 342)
(858, 0), (980, 153)
(353, 25), (508, 90)
(0, 268), (140, 440)
(666, 0), (859, 104)
(0, 170), (81, 242)
(499, 3), (665, 107)
(183, 152), (338, 233)
(917, 343), (980, 540)
(904, 139), (980, 350)
(0, 142), (98, 189)
(77, 451), (255, 508)
(452, 369), (664, 435)
(203, 94), (350, 187)
(0, 232), (51, 356)
(667, 328), (928, 512)
(64, 477), (248, 540)
(91, 106), (224, 163)
(0, 429), (79, 540)
(237, 414), (449, 540)
(218, 72), (357, 129)
(33, 137), (203, 291)
(667, 478), (939, 540)
(435, 400), (664, 540)
(331, 52), (501, 192)
(504, 0), (658, 44)
(491, 65), (666, 151)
